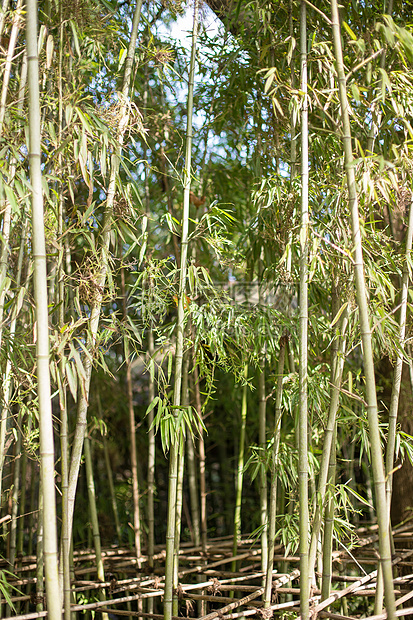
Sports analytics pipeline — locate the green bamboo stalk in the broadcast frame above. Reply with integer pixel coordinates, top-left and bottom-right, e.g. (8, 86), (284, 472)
(17, 412), (30, 558)
(59, 380), (71, 620)
(232, 364), (248, 569)
(26, 0), (61, 615)
(193, 361), (207, 554)
(258, 352), (268, 579)
(0, 0), (10, 38)
(84, 433), (108, 620)
(308, 306), (349, 582)
(36, 483), (44, 613)
(121, 265), (142, 562)
(28, 461), (36, 556)
(286, 0), (296, 280)
(321, 427), (337, 601)
(264, 338), (287, 608)
(164, 2), (199, 617)
(385, 198), (413, 511)
(373, 194), (413, 616)
(0, 0), (23, 136)
(173, 352), (189, 618)
(64, 0), (143, 550)
(102, 435), (122, 541)
(56, 20), (71, 617)
(330, 1), (396, 617)
(0, 54), (27, 514)
(365, 0), (394, 156)
(186, 432), (200, 547)
(298, 3), (310, 618)
(9, 412), (22, 571)
(147, 328), (156, 570)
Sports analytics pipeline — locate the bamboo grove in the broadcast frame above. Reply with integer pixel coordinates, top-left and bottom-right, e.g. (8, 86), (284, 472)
(2, 0), (413, 618)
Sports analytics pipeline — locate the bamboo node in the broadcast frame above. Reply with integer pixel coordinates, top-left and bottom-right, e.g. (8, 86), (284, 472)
(109, 574), (117, 592)
(30, 592), (45, 606)
(256, 607), (273, 619)
(208, 578), (222, 595)
(174, 583), (185, 599)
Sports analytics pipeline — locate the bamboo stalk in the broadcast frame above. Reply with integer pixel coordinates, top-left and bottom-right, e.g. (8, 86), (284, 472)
(232, 365), (248, 567)
(186, 432), (200, 547)
(258, 275), (268, 580)
(0, 0), (10, 38)
(321, 427), (337, 601)
(193, 361), (207, 554)
(298, 3), (309, 619)
(102, 434), (122, 541)
(0, 0), (24, 136)
(64, 0), (143, 551)
(36, 485), (44, 613)
(309, 306), (349, 581)
(385, 198), (413, 509)
(9, 413), (22, 571)
(264, 337), (287, 608)
(84, 434), (108, 620)
(26, 0), (61, 615)
(164, 2), (199, 616)
(121, 265), (142, 562)
(330, 2), (396, 617)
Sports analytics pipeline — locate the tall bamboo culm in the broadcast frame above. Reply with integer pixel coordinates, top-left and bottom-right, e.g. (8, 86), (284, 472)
(232, 364), (248, 567)
(163, 1), (199, 617)
(26, 0), (61, 616)
(330, 1), (396, 617)
(298, 3), (309, 618)
(64, 0), (143, 551)
(264, 338), (286, 608)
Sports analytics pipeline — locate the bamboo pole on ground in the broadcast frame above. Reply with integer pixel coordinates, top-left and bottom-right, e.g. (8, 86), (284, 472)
(330, 1), (396, 618)
(26, 0), (61, 615)
(298, 3), (309, 619)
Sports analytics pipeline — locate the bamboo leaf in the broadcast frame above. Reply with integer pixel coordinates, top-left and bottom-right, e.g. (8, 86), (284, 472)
(69, 20), (81, 57)
(65, 362), (78, 401)
(330, 302), (349, 328)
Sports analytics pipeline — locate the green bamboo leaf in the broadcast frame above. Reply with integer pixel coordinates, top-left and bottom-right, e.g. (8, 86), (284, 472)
(343, 21), (357, 41)
(342, 484), (373, 509)
(146, 396), (160, 416)
(65, 362), (78, 402)
(69, 343), (86, 380)
(69, 20), (81, 57)
(330, 302), (349, 328)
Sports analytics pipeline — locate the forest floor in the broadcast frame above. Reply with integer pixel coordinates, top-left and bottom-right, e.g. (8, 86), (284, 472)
(3, 521), (413, 620)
